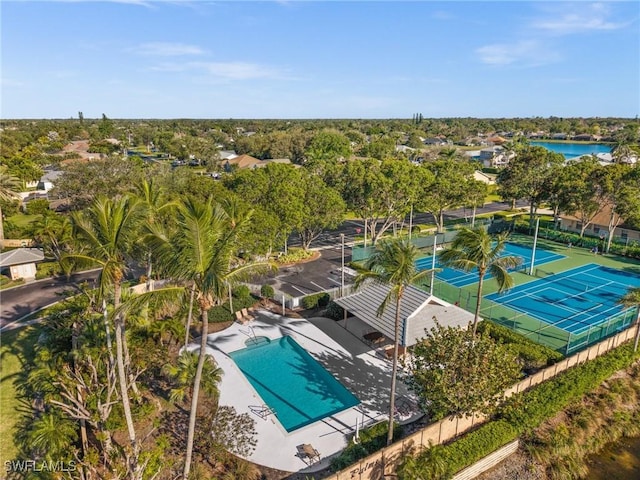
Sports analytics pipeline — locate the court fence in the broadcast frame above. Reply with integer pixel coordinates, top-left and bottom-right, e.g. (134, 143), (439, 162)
(351, 219), (492, 263)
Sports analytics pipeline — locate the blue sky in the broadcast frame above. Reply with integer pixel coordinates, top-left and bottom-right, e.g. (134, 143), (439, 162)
(1, 1), (638, 119)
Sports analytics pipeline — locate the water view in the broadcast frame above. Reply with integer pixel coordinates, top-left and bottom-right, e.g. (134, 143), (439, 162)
(586, 435), (640, 479)
(531, 141), (612, 159)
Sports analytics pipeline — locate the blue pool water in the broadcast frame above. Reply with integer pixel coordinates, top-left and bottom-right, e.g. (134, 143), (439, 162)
(416, 242), (564, 288)
(229, 336), (360, 432)
(531, 141), (612, 159)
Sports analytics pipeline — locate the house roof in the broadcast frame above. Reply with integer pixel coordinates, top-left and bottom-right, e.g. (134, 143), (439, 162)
(225, 154), (264, 169)
(0, 248), (45, 267)
(335, 284), (475, 347)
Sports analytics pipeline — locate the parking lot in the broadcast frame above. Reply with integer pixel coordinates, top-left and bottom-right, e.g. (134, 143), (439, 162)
(263, 245), (355, 298)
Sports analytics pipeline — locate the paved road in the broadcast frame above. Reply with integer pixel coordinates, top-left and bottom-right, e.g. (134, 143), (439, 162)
(0, 270), (100, 328)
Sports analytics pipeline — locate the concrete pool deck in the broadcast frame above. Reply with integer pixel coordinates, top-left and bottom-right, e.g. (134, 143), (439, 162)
(193, 309), (421, 473)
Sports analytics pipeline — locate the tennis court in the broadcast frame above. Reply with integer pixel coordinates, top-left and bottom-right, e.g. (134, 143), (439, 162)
(486, 264), (640, 352)
(415, 242), (564, 287)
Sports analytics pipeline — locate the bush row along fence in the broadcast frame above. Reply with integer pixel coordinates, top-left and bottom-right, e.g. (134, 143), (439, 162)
(513, 221), (640, 259)
(322, 324), (639, 480)
(247, 283), (357, 311)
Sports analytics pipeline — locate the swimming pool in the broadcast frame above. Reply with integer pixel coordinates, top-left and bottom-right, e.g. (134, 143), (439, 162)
(229, 335), (360, 432)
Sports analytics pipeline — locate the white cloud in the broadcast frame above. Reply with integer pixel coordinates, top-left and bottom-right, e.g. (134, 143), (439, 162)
(431, 10), (454, 21)
(194, 62), (282, 80)
(149, 61), (284, 80)
(532, 3), (627, 35)
(1, 77), (25, 87)
(128, 42), (206, 56)
(476, 40), (561, 67)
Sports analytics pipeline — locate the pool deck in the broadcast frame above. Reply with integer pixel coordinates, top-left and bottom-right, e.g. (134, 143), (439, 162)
(192, 309), (421, 473)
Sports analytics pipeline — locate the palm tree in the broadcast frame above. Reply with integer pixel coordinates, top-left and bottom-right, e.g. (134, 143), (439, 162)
(619, 287), (640, 351)
(354, 238), (433, 446)
(439, 226), (522, 335)
(62, 195), (144, 477)
(164, 350), (222, 404)
(27, 412), (79, 461)
(147, 196), (272, 480)
(0, 166), (22, 243)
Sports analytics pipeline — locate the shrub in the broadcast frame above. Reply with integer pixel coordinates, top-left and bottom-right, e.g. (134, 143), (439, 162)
(36, 261), (61, 279)
(325, 301), (345, 320)
(208, 306), (234, 324)
(233, 285), (251, 300)
(24, 199), (50, 215)
(277, 247), (314, 265)
(331, 421), (400, 471)
(477, 321), (563, 370)
(301, 292), (330, 310)
(260, 284), (274, 299)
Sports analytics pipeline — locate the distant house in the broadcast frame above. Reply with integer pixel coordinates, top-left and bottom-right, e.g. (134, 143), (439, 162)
(0, 248), (45, 280)
(424, 137), (448, 146)
(552, 133), (568, 140)
(473, 170), (496, 185)
(479, 146), (514, 168)
(37, 170), (62, 192)
(223, 154), (293, 171)
(560, 206), (640, 244)
(572, 134), (595, 142)
(487, 135), (507, 145)
(219, 150), (238, 160)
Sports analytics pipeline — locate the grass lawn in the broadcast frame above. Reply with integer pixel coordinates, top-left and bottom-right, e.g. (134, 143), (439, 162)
(0, 326), (39, 464)
(7, 213), (41, 229)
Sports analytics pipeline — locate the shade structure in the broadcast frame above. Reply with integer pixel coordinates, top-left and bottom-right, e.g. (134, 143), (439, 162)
(335, 283), (476, 347)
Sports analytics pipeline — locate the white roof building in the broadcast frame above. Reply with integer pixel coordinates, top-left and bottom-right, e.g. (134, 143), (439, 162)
(335, 284), (476, 347)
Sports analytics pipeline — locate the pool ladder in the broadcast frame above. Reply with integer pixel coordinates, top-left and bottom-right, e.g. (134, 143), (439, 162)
(240, 326), (257, 342)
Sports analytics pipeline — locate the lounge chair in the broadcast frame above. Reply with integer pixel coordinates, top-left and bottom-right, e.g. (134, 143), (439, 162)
(249, 404), (275, 420)
(241, 308), (255, 321)
(296, 443), (321, 465)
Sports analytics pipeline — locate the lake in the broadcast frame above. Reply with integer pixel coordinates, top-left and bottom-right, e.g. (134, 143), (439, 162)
(586, 435), (640, 479)
(530, 141), (612, 159)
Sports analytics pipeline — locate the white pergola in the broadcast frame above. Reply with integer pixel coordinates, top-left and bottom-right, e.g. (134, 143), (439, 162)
(335, 284), (476, 347)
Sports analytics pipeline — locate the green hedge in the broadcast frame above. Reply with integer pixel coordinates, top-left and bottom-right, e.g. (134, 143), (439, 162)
(208, 295), (258, 323)
(325, 301), (345, 320)
(477, 321), (563, 371)
(36, 261), (62, 279)
(514, 223), (640, 260)
(399, 341), (639, 478)
(331, 421), (400, 471)
(301, 292), (330, 310)
(260, 284), (274, 298)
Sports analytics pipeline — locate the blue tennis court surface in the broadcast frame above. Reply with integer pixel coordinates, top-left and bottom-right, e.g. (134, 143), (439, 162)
(415, 242), (564, 287)
(486, 264), (640, 335)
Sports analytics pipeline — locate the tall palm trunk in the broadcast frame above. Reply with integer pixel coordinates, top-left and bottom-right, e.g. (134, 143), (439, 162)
(387, 295), (402, 446)
(473, 270), (485, 335)
(183, 307), (209, 480)
(634, 306), (640, 352)
(184, 283), (196, 349)
(113, 283), (139, 477)
(0, 205), (5, 243)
